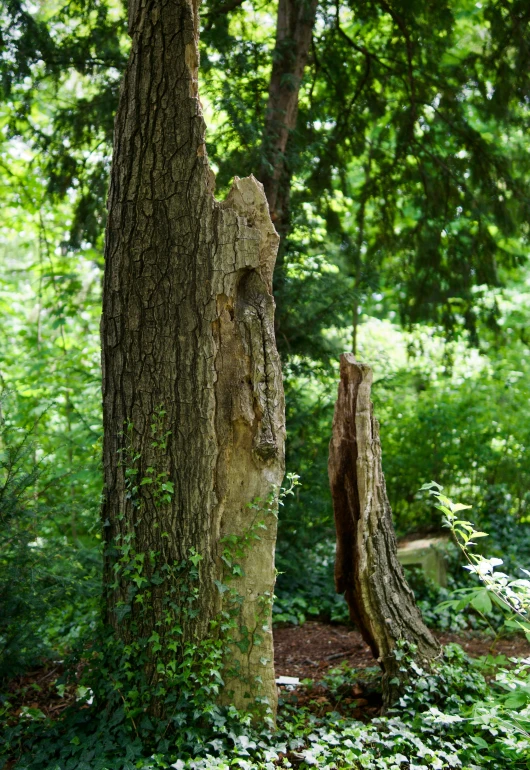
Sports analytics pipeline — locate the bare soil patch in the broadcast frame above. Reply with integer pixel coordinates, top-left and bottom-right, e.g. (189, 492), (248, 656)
(273, 621), (530, 721)
(273, 621), (530, 681)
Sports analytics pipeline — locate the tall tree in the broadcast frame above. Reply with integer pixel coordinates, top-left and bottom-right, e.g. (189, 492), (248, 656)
(260, 0), (319, 244)
(100, 0), (285, 717)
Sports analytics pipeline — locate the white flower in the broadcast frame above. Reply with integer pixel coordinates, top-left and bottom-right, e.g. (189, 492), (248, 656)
(465, 557), (503, 576)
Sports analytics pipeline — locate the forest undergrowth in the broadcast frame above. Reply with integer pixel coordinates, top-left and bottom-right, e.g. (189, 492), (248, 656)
(2, 420), (530, 770)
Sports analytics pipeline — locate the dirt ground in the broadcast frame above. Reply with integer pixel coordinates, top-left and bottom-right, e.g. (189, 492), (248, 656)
(273, 621), (530, 680)
(272, 621), (530, 720)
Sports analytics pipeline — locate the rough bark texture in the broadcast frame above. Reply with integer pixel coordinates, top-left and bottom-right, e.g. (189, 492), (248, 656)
(260, 0), (318, 243)
(329, 355), (440, 705)
(100, 0), (285, 716)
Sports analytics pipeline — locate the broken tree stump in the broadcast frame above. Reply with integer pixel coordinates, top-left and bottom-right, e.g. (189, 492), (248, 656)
(328, 355), (440, 705)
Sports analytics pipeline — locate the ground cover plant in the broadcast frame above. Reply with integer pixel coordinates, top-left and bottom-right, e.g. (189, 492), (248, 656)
(2, 0), (530, 767)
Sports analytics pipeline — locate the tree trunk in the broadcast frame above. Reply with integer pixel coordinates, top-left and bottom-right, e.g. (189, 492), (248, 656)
(328, 355), (440, 705)
(260, 0), (318, 244)
(100, 0), (285, 719)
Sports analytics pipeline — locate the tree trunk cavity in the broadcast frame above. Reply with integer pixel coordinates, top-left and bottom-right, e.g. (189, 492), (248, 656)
(260, 0), (318, 243)
(328, 355), (440, 705)
(100, 0), (285, 719)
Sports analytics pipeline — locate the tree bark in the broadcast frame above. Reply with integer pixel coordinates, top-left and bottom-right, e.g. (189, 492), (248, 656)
(100, 0), (285, 718)
(260, 0), (318, 243)
(328, 355), (440, 705)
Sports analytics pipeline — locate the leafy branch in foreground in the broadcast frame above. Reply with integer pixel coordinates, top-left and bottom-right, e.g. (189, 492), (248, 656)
(422, 480), (530, 637)
(420, 481), (530, 743)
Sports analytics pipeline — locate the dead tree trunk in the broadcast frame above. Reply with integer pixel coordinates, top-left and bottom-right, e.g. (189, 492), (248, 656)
(328, 355), (440, 705)
(101, 0), (285, 719)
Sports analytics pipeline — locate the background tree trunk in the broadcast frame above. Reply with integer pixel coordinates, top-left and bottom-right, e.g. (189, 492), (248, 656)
(260, 0), (318, 244)
(100, 0), (285, 718)
(328, 355), (440, 705)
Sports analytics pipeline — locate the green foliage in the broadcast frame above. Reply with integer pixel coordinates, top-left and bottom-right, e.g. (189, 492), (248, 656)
(5, 636), (530, 769)
(425, 482), (530, 635)
(0, 401), (99, 680)
(402, 565), (470, 633)
(280, 301), (530, 574)
(274, 541), (349, 626)
(8, 646), (530, 770)
(2, 536), (251, 767)
(0, 485), (294, 768)
(380, 311), (530, 534)
(3, 0), (530, 338)
(2, 1), (530, 767)
(3, 0), (530, 631)
(2, 630), (239, 769)
(417, 484), (530, 749)
(0, 407), (52, 677)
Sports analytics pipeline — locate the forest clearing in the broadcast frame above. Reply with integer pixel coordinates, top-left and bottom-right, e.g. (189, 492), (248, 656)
(2, 0), (530, 768)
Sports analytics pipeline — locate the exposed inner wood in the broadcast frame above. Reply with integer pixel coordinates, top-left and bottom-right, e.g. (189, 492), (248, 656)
(328, 354), (440, 704)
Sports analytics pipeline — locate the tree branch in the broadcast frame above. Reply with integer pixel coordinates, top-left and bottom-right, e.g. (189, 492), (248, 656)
(203, 0), (246, 30)
(377, 0), (417, 123)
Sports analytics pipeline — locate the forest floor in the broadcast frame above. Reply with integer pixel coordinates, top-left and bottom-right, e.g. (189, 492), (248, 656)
(4, 622), (530, 725)
(273, 621), (530, 719)
(273, 621), (530, 680)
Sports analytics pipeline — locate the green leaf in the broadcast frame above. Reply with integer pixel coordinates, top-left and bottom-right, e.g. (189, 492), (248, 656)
(504, 690), (529, 709)
(214, 580), (229, 594)
(434, 504), (453, 517)
(470, 589), (492, 614)
(420, 481), (443, 491)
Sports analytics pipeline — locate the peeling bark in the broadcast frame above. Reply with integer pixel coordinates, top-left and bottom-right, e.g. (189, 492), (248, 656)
(101, 0), (285, 717)
(328, 355), (440, 705)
